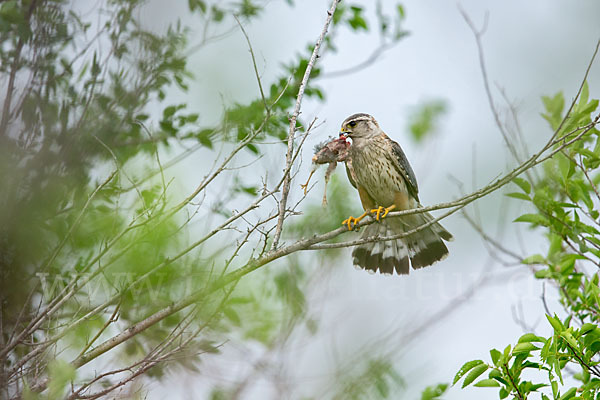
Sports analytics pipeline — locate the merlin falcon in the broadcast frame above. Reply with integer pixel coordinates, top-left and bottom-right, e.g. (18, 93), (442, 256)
(340, 113), (452, 275)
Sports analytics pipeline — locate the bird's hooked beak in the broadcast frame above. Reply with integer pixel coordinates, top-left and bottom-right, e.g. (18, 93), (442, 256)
(339, 127), (350, 138)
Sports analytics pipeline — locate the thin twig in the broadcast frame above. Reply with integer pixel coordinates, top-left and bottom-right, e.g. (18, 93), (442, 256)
(0, 0), (38, 137)
(75, 304), (121, 360)
(459, 8), (511, 152)
(234, 15), (268, 111)
(462, 209), (523, 262)
(321, 42), (396, 78)
(272, 0), (341, 250)
(40, 170), (117, 272)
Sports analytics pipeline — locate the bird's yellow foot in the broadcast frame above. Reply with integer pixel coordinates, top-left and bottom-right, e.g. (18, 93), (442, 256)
(370, 205), (396, 221)
(342, 211), (369, 230)
(300, 170), (315, 196)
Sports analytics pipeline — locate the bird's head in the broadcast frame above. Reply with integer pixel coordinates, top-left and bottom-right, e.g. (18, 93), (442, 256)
(339, 113), (380, 141)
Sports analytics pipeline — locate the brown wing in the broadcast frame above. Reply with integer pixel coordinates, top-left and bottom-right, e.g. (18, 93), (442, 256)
(387, 136), (420, 201)
(344, 157), (358, 189)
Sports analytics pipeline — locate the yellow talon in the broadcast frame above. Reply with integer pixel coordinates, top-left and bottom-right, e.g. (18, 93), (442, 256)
(342, 211), (369, 230)
(343, 205), (395, 230)
(370, 205), (396, 221)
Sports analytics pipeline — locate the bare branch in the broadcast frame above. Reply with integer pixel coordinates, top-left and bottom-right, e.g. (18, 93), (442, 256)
(234, 15), (268, 111)
(272, 0), (341, 249)
(0, 0), (38, 137)
(321, 41), (396, 78)
(458, 6), (529, 169)
(40, 170), (118, 272)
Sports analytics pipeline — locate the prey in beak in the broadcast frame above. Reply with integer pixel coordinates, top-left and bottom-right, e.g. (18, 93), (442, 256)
(300, 135), (351, 205)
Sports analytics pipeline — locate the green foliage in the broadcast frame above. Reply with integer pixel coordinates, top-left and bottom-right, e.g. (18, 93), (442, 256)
(46, 360), (76, 399)
(334, 358), (404, 399)
(330, 1), (408, 51)
(407, 99), (448, 142)
(460, 86), (600, 399)
(420, 383), (448, 400)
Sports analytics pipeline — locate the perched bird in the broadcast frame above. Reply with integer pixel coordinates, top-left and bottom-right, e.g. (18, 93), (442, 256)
(340, 113), (452, 275)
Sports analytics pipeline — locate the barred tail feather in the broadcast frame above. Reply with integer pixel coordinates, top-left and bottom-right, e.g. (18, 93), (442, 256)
(352, 222), (410, 275)
(352, 212), (451, 275)
(407, 212), (452, 269)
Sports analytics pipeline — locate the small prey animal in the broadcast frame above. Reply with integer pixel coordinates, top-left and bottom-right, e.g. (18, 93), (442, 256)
(301, 134), (352, 206)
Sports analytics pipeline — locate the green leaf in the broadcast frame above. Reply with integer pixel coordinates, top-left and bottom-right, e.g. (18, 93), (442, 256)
(580, 323), (597, 335)
(534, 269), (551, 279)
(348, 15), (368, 30)
(396, 4), (405, 19)
(420, 383), (448, 400)
(518, 333), (547, 343)
(580, 81), (590, 105)
(488, 369), (502, 379)
(499, 387), (509, 399)
(238, 0), (261, 17)
(246, 143), (259, 154)
(514, 213), (548, 226)
(211, 5), (224, 21)
(462, 364), (489, 388)
(522, 254), (545, 265)
(554, 359), (563, 384)
(223, 307), (241, 326)
(558, 387), (576, 400)
(512, 177), (531, 194)
(556, 152), (574, 183)
(164, 105), (176, 118)
(474, 379), (500, 387)
(0, 1), (25, 25)
(541, 92), (565, 130)
(91, 51), (100, 77)
(559, 331), (579, 349)
(506, 192), (531, 201)
(453, 360), (484, 385)
(407, 99), (447, 142)
(188, 0), (207, 13)
(546, 314), (564, 332)
(503, 344), (512, 359)
(490, 349), (501, 365)
(513, 342), (539, 354)
(529, 382), (547, 391)
(198, 340), (220, 354)
(196, 129), (213, 148)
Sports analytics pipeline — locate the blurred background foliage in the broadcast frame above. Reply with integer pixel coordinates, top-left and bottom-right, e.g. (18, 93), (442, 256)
(407, 99), (448, 143)
(0, 0), (416, 399)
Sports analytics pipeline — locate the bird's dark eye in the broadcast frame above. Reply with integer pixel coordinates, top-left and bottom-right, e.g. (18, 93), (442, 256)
(348, 121), (356, 127)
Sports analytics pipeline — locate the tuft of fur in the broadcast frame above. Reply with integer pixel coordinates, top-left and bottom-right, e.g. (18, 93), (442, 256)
(352, 212), (451, 275)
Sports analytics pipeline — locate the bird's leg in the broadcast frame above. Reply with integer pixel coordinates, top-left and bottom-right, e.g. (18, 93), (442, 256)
(300, 170), (315, 196)
(370, 204), (396, 221)
(342, 211), (370, 230)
